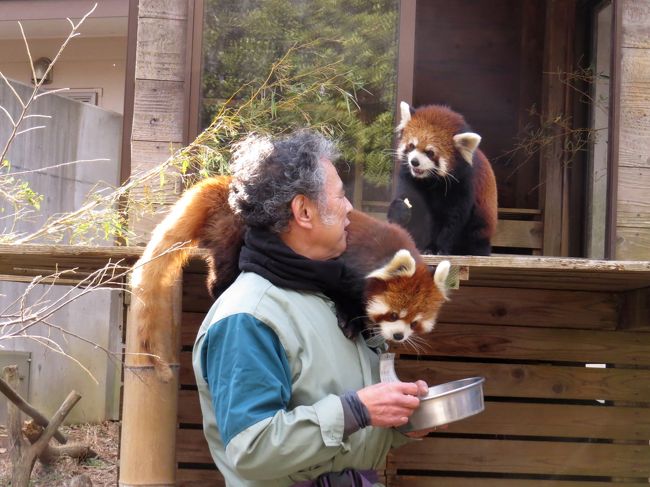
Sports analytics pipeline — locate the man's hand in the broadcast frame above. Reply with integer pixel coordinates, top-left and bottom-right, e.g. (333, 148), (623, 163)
(357, 380), (428, 428)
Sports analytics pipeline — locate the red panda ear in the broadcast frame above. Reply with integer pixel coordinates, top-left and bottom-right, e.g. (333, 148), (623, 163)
(396, 101), (413, 133)
(434, 260), (451, 301)
(367, 249), (416, 281)
(453, 132), (481, 165)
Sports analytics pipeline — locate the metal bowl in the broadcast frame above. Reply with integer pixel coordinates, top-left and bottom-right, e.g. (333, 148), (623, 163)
(399, 377), (486, 432)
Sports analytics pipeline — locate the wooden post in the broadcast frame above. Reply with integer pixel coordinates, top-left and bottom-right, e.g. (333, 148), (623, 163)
(119, 281), (182, 486)
(539, 0), (576, 256)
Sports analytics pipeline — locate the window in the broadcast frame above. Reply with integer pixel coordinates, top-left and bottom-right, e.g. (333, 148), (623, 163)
(199, 0), (401, 207)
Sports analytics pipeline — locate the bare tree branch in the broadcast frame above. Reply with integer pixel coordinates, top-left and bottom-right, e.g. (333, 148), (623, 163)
(0, 372), (68, 444)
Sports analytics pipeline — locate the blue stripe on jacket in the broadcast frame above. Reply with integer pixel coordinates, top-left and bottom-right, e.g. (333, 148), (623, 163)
(200, 312), (292, 446)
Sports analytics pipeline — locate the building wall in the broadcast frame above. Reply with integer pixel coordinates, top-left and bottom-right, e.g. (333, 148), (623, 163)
(0, 37), (127, 115)
(0, 78), (124, 423)
(616, 0), (650, 259)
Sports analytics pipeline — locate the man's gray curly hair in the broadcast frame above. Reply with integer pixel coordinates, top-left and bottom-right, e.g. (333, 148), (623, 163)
(228, 130), (340, 233)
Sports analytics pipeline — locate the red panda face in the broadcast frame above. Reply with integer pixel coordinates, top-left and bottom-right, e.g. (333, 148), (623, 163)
(365, 250), (450, 344)
(398, 134), (453, 179)
(396, 102), (482, 179)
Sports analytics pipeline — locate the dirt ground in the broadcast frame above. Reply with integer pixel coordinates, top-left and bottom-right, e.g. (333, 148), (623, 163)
(0, 420), (119, 486)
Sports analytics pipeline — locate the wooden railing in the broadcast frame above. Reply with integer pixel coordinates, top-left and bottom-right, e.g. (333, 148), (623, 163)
(174, 257), (650, 485)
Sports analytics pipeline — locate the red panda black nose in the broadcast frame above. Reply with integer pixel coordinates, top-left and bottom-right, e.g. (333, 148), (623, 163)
(393, 332), (404, 341)
(410, 159), (420, 168)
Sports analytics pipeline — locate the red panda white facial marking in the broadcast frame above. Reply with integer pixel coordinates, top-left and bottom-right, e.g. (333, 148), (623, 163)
(400, 139), (450, 179)
(365, 250), (451, 344)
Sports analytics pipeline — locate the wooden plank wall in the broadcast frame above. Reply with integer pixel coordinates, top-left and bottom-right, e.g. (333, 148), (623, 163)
(176, 260), (650, 485)
(616, 0), (650, 259)
(386, 281), (650, 485)
(178, 262), (226, 486)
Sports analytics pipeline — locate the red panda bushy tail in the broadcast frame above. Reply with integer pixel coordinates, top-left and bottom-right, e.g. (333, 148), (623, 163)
(129, 176), (231, 381)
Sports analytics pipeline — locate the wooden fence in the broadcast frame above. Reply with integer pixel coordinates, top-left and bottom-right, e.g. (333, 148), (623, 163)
(176, 256), (650, 486)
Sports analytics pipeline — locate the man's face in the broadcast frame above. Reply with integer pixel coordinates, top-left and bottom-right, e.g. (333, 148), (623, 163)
(311, 160), (353, 260)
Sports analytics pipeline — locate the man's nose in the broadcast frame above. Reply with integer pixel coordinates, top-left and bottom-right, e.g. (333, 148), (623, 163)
(345, 197), (353, 213)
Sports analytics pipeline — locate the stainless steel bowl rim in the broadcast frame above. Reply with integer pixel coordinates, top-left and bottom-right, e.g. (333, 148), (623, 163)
(421, 376), (485, 401)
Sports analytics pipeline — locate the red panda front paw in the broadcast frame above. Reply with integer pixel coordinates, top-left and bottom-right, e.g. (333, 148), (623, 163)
(387, 198), (412, 225)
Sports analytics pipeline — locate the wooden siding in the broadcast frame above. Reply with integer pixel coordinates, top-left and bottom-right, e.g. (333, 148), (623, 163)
(176, 257), (650, 485)
(616, 0), (650, 259)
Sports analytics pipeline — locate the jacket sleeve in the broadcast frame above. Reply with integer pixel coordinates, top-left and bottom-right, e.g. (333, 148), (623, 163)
(200, 313), (347, 480)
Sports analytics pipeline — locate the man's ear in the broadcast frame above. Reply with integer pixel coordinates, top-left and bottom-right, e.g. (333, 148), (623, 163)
(290, 194), (314, 229)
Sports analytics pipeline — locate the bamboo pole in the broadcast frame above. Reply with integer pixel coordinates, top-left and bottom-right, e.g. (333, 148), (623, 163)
(119, 281), (182, 486)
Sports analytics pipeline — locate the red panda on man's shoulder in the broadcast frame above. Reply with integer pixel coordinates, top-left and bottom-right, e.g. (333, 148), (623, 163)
(387, 102), (498, 256)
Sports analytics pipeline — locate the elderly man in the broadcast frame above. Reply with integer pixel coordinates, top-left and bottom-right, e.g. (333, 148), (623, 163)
(192, 130), (427, 486)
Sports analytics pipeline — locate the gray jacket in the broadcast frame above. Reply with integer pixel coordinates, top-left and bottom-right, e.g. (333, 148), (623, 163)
(192, 271), (410, 486)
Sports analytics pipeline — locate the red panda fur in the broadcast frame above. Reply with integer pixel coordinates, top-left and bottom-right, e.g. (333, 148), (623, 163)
(389, 103), (498, 255)
(131, 176), (449, 380)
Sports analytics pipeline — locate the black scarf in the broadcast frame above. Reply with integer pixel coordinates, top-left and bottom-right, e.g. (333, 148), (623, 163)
(239, 227), (348, 297)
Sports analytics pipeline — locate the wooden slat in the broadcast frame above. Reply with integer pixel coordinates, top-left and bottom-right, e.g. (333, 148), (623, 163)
(390, 437), (650, 477)
(132, 79), (185, 142)
(183, 272), (214, 313)
(620, 287), (650, 331)
(131, 140), (182, 170)
(439, 286), (619, 329)
(432, 401), (650, 440)
(616, 227), (650, 261)
(390, 476), (650, 487)
(420, 254), (650, 272)
(492, 219), (543, 249)
(394, 322), (650, 366)
(177, 428), (214, 464)
(179, 389), (202, 424)
(394, 360), (650, 402)
(621, 1), (650, 49)
(616, 167), (650, 227)
(423, 255), (650, 291)
(136, 17), (188, 81)
(177, 467), (225, 487)
(180, 351), (196, 385)
(460, 271), (650, 291)
(498, 208), (542, 216)
(617, 46), (650, 169)
(0, 246), (141, 281)
(182, 312), (204, 346)
(139, 0), (188, 20)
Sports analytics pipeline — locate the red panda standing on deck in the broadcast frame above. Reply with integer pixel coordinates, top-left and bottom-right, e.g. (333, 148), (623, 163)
(387, 102), (498, 256)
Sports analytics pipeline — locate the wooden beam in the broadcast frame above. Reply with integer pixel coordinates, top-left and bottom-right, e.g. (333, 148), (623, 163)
(539, 0), (576, 256)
